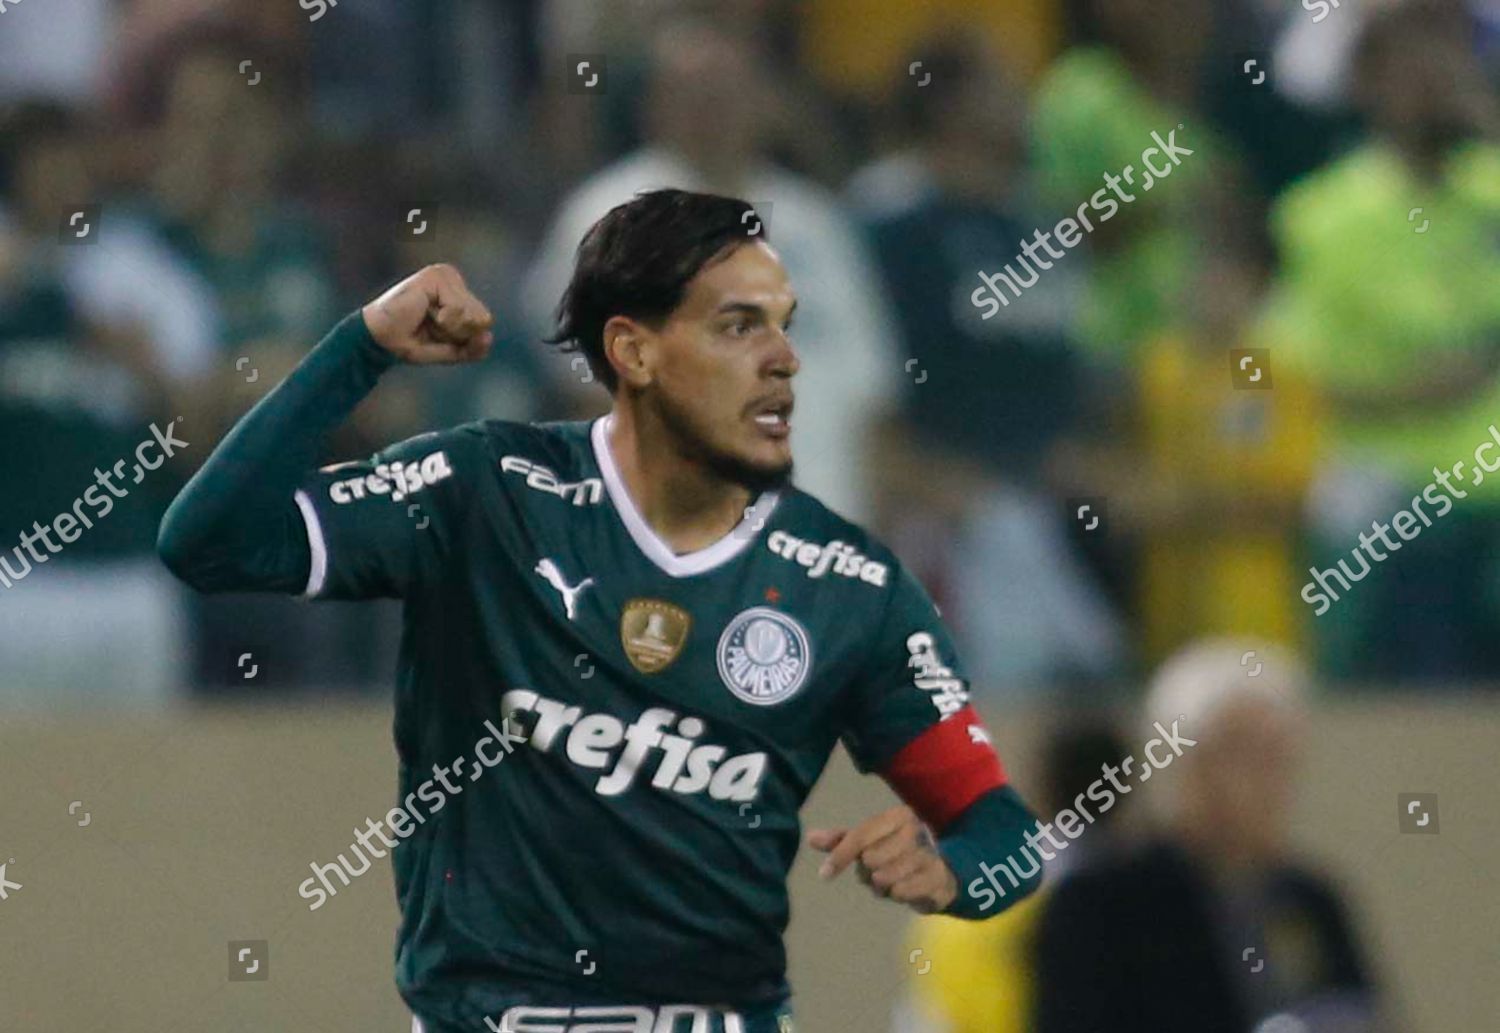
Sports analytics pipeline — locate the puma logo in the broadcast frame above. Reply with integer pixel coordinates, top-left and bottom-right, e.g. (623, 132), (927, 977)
(535, 558), (594, 621)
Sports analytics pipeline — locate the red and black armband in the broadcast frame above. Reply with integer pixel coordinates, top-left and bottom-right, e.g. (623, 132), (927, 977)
(880, 704), (1008, 833)
(880, 708), (1042, 920)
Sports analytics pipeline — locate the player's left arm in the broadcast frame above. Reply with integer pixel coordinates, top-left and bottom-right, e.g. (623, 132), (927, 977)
(812, 566), (1041, 919)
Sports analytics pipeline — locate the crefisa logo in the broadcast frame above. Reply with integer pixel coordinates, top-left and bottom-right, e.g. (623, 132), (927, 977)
(325, 449), (453, 504)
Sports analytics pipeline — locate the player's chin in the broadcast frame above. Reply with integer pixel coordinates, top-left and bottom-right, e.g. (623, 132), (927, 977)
(750, 435), (792, 468)
(723, 438), (793, 494)
(743, 435), (793, 476)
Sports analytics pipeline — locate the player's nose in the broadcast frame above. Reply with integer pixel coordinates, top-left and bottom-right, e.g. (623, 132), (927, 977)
(765, 329), (799, 380)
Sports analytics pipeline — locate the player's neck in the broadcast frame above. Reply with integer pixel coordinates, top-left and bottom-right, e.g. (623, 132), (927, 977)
(606, 407), (753, 555)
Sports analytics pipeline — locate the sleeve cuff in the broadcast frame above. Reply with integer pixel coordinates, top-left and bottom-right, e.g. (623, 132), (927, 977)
(938, 836), (995, 920)
(936, 785), (1044, 919)
(329, 308), (402, 375)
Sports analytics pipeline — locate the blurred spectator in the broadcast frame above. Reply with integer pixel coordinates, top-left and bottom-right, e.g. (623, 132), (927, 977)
(523, 15), (900, 522)
(1030, 0), (1229, 366)
(1027, 0), (1261, 672)
(800, 0), (1062, 99)
(1270, 0), (1373, 115)
(895, 720), (1134, 1033)
(1128, 189), (1321, 666)
(112, 7), (307, 131)
(1480, 0), (1500, 87)
(143, 35), (336, 372)
(383, 155), (555, 430)
(0, 101), (214, 705)
(858, 36), (1082, 477)
(0, 0), (114, 106)
(299, 0), (541, 147)
(1190, 0), (1360, 199)
(1035, 641), (1386, 1033)
(1258, 0), (1500, 681)
(1273, 0), (1500, 120)
(539, 0), (852, 185)
(0, 103), (222, 412)
(127, 30), (413, 695)
(855, 36), (1123, 693)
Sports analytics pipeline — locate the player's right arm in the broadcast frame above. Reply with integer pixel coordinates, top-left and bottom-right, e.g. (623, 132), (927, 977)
(157, 265), (493, 598)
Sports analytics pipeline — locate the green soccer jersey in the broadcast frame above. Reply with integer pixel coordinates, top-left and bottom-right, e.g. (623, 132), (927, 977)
(159, 312), (1030, 1027)
(292, 410), (988, 1018)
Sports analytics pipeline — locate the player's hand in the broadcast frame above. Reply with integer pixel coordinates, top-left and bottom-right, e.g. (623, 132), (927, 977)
(361, 264), (494, 364)
(807, 805), (957, 915)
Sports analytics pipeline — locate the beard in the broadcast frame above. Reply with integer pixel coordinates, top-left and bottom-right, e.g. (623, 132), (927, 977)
(654, 389), (794, 496)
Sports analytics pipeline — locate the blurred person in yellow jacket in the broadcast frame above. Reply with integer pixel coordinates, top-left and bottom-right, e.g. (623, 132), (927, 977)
(801, 0), (1061, 100)
(1134, 191), (1321, 666)
(894, 721), (1134, 1033)
(1050, 185), (1323, 669)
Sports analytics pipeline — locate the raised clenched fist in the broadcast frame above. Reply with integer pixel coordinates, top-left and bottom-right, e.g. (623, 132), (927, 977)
(361, 264), (494, 364)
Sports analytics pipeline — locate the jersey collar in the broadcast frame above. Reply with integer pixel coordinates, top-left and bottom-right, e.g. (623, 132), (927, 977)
(591, 414), (778, 578)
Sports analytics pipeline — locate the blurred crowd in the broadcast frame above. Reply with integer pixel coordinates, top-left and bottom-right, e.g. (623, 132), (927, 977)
(900, 640), (1391, 1033)
(2, 0), (1499, 705)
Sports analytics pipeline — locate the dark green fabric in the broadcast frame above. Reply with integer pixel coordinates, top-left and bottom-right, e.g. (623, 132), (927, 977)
(0, 277), (163, 561)
(157, 309), (397, 591)
(938, 785), (1044, 920)
(159, 318), (1041, 1016)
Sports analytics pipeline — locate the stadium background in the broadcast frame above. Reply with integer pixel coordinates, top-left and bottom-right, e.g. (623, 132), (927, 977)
(2, 0), (1498, 1029)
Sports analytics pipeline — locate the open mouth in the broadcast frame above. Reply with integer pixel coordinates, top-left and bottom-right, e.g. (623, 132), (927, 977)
(751, 400), (793, 437)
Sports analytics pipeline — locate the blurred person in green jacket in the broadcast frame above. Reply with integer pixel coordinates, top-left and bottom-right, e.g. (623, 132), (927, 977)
(1029, 0), (1230, 366)
(1257, 0), (1500, 681)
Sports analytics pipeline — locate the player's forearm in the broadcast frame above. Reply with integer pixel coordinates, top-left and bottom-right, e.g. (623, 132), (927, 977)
(936, 785), (1044, 920)
(157, 311), (398, 592)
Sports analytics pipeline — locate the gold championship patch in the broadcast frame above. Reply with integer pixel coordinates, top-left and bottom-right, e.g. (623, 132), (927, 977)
(620, 598), (691, 673)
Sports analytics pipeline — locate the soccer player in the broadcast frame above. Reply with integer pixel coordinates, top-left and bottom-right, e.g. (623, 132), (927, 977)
(159, 189), (1041, 1033)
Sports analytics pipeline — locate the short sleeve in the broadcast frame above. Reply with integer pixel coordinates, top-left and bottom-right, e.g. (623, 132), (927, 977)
(293, 426), (483, 600)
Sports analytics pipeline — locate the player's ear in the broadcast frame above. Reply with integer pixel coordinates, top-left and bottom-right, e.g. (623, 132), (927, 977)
(604, 315), (654, 389)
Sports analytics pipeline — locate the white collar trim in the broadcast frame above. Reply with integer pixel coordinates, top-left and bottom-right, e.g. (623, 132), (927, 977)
(591, 415), (778, 578)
